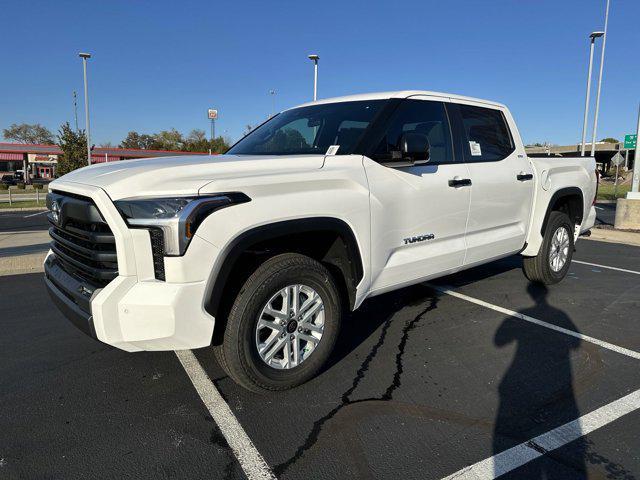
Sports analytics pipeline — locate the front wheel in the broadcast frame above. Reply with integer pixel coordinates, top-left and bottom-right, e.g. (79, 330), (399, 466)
(523, 211), (575, 285)
(214, 253), (341, 393)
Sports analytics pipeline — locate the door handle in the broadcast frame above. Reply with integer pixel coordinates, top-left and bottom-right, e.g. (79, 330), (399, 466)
(517, 173), (533, 181)
(448, 178), (472, 187)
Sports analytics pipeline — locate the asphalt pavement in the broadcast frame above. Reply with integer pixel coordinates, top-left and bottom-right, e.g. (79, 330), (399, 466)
(0, 210), (49, 232)
(1, 238), (639, 479)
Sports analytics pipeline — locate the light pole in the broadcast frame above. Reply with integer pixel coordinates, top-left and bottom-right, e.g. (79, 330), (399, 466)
(308, 54), (319, 101)
(590, 0), (610, 157)
(269, 89), (276, 117)
(629, 104), (640, 199)
(78, 52), (92, 165)
(580, 31), (604, 156)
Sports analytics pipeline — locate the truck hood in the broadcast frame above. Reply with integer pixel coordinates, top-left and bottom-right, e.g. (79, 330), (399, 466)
(52, 154), (325, 200)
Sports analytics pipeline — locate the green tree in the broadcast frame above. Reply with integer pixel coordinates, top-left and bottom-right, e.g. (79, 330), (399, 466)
(56, 122), (88, 176)
(209, 136), (230, 154)
(120, 131), (156, 149)
(184, 129), (230, 153)
(600, 137), (619, 144)
(3, 123), (55, 144)
(150, 129), (184, 150)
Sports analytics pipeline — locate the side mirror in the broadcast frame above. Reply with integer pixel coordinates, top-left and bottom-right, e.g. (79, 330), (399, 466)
(399, 132), (430, 164)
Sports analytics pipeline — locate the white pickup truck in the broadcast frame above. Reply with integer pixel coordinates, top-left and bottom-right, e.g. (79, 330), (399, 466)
(45, 90), (597, 392)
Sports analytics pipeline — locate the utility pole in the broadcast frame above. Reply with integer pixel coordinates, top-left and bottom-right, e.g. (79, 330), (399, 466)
(78, 52), (92, 165)
(590, 0), (610, 157)
(73, 90), (79, 131)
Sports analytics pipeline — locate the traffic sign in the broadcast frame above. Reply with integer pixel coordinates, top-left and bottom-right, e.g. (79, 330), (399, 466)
(611, 151), (625, 167)
(624, 134), (637, 149)
(208, 109), (218, 120)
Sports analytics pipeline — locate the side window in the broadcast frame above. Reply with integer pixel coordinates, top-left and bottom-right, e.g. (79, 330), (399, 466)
(458, 104), (514, 162)
(372, 100), (453, 164)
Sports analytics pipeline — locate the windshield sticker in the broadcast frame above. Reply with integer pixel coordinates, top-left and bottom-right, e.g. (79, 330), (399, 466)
(469, 141), (482, 156)
(325, 145), (340, 156)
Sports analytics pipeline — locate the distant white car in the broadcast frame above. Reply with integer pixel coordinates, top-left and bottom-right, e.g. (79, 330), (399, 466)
(45, 91), (597, 392)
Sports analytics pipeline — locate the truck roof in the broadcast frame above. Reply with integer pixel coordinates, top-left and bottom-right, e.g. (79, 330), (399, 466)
(293, 90), (506, 110)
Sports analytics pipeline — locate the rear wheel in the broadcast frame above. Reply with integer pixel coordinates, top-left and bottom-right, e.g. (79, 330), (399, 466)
(214, 253), (341, 393)
(523, 211), (574, 285)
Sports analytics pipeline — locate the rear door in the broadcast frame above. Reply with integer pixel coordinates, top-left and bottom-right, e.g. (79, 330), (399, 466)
(364, 96), (471, 294)
(448, 102), (534, 265)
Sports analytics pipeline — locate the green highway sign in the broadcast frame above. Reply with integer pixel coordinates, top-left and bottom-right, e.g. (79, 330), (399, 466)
(624, 134), (637, 149)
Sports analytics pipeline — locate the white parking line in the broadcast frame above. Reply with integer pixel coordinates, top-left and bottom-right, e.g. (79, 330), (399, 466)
(573, 260), (640, 276)
(442, 388), (640, 479)
(426, 284), (640, 361)
(175, 350), (277, 480)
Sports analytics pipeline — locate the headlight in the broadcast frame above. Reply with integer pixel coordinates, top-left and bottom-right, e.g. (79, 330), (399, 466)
(114, 193), (249, 255)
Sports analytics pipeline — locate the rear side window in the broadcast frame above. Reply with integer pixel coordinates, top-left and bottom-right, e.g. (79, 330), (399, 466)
(372, 100), (453, 164)
(457, 105), (514, 162)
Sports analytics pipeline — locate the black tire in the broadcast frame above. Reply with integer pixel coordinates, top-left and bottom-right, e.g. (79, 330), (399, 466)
(523, 211), (575, 285)
(213, 253), (341, 393)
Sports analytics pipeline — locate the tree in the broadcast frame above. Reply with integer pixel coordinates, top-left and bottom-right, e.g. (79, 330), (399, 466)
(600, 137), (619, 144)
(99, 141), (115, 148)
(3, 123), (55, 144)
(119, 131), (156, 149)
(119, 128), (230, 154)
(183, 129), (230, 153)
(184, 129), (209, 152)
(56, 122), (88, 176)
(150, 129), (184, 151)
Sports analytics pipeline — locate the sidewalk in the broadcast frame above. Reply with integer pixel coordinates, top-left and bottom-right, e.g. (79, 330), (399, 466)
(587, 228), (640, 247)
(0, 230), (49, 276)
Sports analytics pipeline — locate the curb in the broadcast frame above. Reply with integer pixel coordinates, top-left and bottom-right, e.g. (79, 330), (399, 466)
(584, 229), (640, 247)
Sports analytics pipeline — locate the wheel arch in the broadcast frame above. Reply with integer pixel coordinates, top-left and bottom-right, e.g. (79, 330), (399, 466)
(204, 217), (365, 339)
(540, 187), (584, 236)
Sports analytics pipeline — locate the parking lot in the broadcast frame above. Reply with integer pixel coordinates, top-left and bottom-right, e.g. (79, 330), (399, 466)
(1, 220), (639, 479)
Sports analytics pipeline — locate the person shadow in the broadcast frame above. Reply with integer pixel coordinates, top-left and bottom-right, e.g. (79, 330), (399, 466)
(492, 283), (586, 478)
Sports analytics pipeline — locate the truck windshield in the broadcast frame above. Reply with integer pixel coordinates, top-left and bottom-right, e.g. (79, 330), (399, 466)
(226, 100), (385, 156)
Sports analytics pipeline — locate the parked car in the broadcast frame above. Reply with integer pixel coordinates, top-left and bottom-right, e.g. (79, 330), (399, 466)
(1, 174), (17, 186)
(44, 90), (597, 392)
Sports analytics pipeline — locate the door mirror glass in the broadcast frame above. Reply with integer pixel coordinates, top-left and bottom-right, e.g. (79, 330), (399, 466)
(400, 132), (430, 163)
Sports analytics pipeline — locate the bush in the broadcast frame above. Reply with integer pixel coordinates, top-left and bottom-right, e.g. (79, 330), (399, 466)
(0, 184), (8, 190)
(33, 183), (44, 190)
(16, 182), (25, 189)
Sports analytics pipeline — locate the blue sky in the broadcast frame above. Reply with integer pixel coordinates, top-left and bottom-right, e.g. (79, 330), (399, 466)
(1, 0), (638, 146)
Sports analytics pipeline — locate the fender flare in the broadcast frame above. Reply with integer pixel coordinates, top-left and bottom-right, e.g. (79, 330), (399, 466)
(203, 217), (364, 319)
(540, 187), (584, 236)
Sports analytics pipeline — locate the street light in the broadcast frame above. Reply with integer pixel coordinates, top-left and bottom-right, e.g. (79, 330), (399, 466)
(580, 31), (604, 156)
(590, 0), (610, 157)
(308, 54), (319, 101)
(78, 52), (92, 165)
(269, 89), (276, 117)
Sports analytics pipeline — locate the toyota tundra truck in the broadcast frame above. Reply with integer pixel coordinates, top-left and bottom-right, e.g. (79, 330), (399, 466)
(44, 91), (597, 392)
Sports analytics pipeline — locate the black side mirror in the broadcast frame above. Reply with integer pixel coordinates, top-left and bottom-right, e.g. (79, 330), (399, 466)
(399, 132), (430, 164)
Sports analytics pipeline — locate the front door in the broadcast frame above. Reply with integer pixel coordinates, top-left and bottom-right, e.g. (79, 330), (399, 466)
(448, 102), (534, 265)
(364, 97), (471, 294)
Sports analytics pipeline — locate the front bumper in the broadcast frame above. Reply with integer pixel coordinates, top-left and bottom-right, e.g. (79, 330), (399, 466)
(44, 180), (220, 352)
